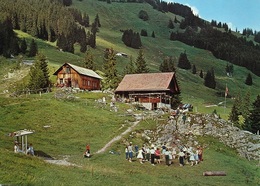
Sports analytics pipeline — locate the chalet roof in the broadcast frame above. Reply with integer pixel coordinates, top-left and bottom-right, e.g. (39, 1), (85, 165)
(53, 63), (102, 79)
(115, 72), (177, 92)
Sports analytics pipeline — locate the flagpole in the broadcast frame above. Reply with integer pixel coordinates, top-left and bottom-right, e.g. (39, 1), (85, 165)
(224, 84), (227, 113)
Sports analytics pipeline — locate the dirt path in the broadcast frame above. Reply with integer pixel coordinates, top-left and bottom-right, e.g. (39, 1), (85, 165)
(95, 120), (140, 154)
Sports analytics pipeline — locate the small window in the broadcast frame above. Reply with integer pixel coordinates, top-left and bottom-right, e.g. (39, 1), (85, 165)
(65, 67), (70, 73)
(59, 78), (63, 84)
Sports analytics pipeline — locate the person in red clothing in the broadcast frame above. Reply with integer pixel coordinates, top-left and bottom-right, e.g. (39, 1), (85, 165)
(86, 144), (90, 153)
(155, 147), (161, 164)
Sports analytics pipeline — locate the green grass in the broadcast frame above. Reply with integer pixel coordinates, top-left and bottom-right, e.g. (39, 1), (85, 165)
(0, 1), (260, 184)
(0, 94), (259, 185)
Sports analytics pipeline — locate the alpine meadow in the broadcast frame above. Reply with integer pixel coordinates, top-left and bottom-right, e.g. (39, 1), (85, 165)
(0, 0), (259, 185)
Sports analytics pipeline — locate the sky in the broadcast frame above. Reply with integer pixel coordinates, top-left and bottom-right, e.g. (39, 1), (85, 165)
(165, 0), (260, 32)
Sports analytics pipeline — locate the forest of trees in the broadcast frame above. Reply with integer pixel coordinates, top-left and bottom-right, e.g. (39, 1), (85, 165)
(0, 0), (99, 54)
(170, 26), (260, 76)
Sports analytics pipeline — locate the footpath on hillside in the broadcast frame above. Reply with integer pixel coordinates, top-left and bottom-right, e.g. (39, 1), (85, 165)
(95, 120), (140, 154)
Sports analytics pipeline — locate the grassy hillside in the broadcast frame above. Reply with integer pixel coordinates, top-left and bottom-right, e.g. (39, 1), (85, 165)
(0, 92), (259, 185)
(0, 2), (260, 184)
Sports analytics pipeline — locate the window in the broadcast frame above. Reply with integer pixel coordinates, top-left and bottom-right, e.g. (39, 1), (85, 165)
(59, 78), (63, 84)
(65, 67), (70, 74)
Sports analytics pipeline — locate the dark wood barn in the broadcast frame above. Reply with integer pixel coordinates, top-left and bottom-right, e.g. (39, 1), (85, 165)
(53, 63), (102, 90)
(115, 72), (180, 110)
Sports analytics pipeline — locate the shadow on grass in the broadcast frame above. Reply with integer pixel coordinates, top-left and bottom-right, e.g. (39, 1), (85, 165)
(35, 150), (53, 160)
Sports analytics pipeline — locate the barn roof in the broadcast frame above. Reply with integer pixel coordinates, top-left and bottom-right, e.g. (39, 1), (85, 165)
(53, 63), (102, 79)
(115, 72), (179, 92)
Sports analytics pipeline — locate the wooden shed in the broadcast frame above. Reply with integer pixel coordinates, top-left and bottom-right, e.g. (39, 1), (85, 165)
(115, 72), (180, 110)
(53, 63), (102, 90)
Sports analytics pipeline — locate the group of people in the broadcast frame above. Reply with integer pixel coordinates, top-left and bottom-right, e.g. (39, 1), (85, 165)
(125, 142), (203, 167)
(14, 141), (34, 156)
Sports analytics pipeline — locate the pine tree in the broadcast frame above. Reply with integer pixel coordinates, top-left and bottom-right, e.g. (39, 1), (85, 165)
(135, 49), (149, 73)
(20, 38), (27, 54)
(27, 53), (49, 93)
(245, 73), (253, 85)
(124, 55), (136, 75)
(241, 91), (251, 120)
(204, 68), (216, 89)
(84, 48), (95, 70)
(151, 31), (155, 38)
(174, 16), (178, 23)
(131, 32), (142, 49)
(168, 57), (176, 72)
(159, 57), (170, 72)
(192, 64), (197, 74)
(229, 102), (240, 127)
(103, 48), (119, 90)
(82, 13), (89, 27)
(199, 70), (203, 78)
(168, 19), (174, 29)
(177, 51), (191, 69)
(28, 39), (38, 57)
(244, 95), (260, 134)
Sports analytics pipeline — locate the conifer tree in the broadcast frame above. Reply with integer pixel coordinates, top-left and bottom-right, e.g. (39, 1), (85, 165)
(20, 38), (27, 54)
(160, 57), (170, 72)
(177, 51), (191, 69)
(245, 73), (253, 85)
(103, 48), (119, 89)
(124, 55), (136, 75)
(199, 70), (203, 78)
(135, 49), (149, 73)
(168, 19), (174, 29)
(28, 53), (49, 93)
(169, 57), (176, 72)
(82, 13), (89, 27)
(204, 68), (216, 89)
(192, 64), (197, 74)
(244, 95), (260, 134)
(174, 16), (178, 23)
(84, 48), (95, 70)
(151, 31), (155, 38)
(229, 101), (240, 127)
(241, 91), (251, 120)
(28, 39), (38, 57)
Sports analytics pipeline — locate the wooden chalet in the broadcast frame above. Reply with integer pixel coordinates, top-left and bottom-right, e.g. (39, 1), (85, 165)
(53, 63), (102, 90)
(115, 72), (180, 110)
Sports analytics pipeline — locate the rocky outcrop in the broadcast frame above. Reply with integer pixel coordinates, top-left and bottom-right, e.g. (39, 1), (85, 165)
(141, 113), (260, 161)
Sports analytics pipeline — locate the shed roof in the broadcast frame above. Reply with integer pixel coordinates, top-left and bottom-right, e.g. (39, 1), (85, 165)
(53, 63), (102, 79)
(115, 72), (178, 92)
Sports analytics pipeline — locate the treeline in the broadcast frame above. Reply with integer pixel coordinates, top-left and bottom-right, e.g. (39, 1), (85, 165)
(170, 26), (260, 76)
(0, 0), (98, 54)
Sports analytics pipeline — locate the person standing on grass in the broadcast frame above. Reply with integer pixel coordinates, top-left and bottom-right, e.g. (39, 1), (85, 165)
(168, 148), (173, 165)
(125, 145), (129, 160)
(141, 145), (146, 161)
(150, 146), (155, 166)
(198, 146), (203, 162)
(128, 142), (133, 162)
(178, 150), (185, 166)
(164, 148), (170, 166)
(145, 146), (150, 162)
(155, 147), (161, 164)
(134, 144), (139, 157)
(137, 148), (144, 164)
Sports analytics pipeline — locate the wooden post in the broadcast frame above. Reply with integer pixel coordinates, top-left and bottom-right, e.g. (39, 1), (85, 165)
(203, 171), (226, 176)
